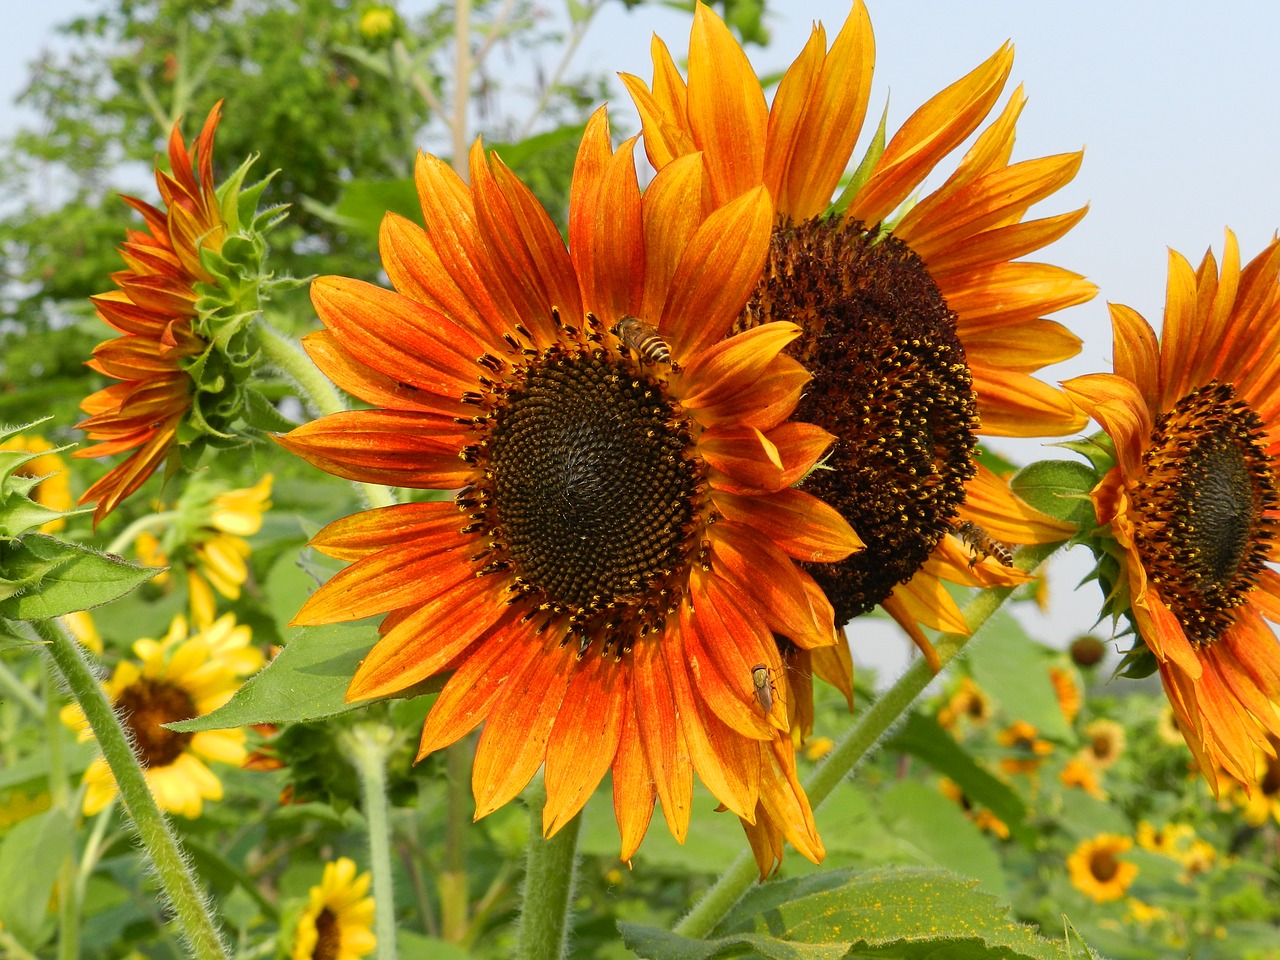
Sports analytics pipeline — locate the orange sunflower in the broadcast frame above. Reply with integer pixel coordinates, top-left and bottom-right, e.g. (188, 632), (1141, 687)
(621, 2), (1087, 671)
(1064, 231), (1280, 789)
(74, 105), (227, 525)
(278, 108), (861, 873)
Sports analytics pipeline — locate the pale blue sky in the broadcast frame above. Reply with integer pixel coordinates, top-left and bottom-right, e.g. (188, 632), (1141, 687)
(6, 1), (1278, 671)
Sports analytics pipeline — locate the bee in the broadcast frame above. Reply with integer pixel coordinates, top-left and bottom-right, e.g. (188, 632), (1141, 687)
(614, 315), (677, 369)
(751, 663), (778, 714)
(952, 519), (1014, 568)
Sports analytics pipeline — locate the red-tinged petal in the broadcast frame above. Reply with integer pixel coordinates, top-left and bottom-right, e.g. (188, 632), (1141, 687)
(959, 463), (1075, 545)
(79, 422), (179, 526)
(678, 592), (773, 739)
(473, 640), (576, 819)
(1140, 592), (1203, 682)
(621, 68), (696, 176)
(578, 137), (645, 323)
(544, 655), (629, 835)
(756, 736), (823, 865)
(881, 592), (942, 672)
(686, 3), (767, 206)
(769, 421), (836, 487)
(810, 637), (855, 711)
(345, 577), (512, 702)
(310, 501), (462, 561)
(945, 263), (1096, 333)
(302, 331), (471, 417)
(713, 488), (862, 563)
(694, 353), (811, 431)
(662, 186), (773, 362)
(970, 364), (1087, 438)
(631, 635), (693, 843)
(679, 322), (800, 410)
(277, 411), (474, 489)
(612, 696), (657, 863)
(924, 208), (1090, 278)
(1062, 374), (1152, 479)
(640, 154), (710, 324)
(416, 615), (538, 759)
(963, 319), (1082, 373)
(1155, 248), (1200, 411)
(740, 803), (785, 879)
(701, 424), (783, 493)
(311, 276), (488, 400)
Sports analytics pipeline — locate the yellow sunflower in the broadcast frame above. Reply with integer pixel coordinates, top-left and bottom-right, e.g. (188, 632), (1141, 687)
(1063, 231), (1280, 789)
(997, 719), (1054, 775)
(1059, 756), (1106, 800)
(1067, 834), (1138, 903)
(61, 613), (264, 817)
(936, 675), (992, 731)
(621, 1), (1087, 670)
(278, 109), (861, 875)
(0, 434), (73, 532)
(291, 858), (376, 960)
(1234, 733), (1280, 827)
(1048, 665), (1082, 725)
(74, 105), (227, 525)
(1083, 718), (1126, 770)
(937, 777), (1009, 839)
(187, 475), (273, 626)
(1135, 820), (1195, 859)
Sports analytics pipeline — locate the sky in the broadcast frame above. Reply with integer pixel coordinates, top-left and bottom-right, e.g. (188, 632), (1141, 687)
(5, 1), (1279, 679)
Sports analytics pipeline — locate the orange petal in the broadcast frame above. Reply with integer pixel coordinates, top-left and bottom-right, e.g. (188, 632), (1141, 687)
(611, 696), (657, 862)
(713, 488), (862, 562)
(631, 633), (693, 843)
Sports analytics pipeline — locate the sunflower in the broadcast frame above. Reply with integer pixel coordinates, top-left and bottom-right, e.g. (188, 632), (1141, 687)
(187, 475), (273, 626)
(61, 613), (264, 817)
(0, 434), (72, 532)
(291, 858), (376, 960)
(1063, 231), (1280, 789)
(996, 719), (1053, 776)
(621, 1), (1088, 669)
(1083, 718), (1126, 769)
(1067, 834), (1138, 903)
(1048, 665), (1082, 724)
(1232, 733), (1280, 827)
(1059, 756), (1106, 800)
(937, 777), (1009, 839)
(936, 675), (992, 731)
(1135, 821), (1195, 859)
(74, 105), (227, 525)
(278, 109), (860, 873)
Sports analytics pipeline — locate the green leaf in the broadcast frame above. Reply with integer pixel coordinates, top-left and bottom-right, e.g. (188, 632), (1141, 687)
(878, 782), (1008, 897)
(887, 711), (1030, 846)
(1053, 431), (1115, 475)
(830, 99), (888, 218)
(0, 535), (161, 619)
(169, 621), (390, 731)
(0, 807), (74, 949)
(965, 612), (1073, 741)
(623, 867), (1078, 960)
(1010, 460), (1099, 528)
(332, 177), (422, 239)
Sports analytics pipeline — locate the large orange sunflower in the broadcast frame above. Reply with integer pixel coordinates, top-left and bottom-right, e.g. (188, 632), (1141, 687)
(74, 105), (227, 524)
(278, 108), (861, 872)
(621, 2), (1087, 670)
(1064, 231), (1280, 789)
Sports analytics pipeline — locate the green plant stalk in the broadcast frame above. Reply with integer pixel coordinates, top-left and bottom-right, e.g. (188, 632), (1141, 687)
(440, 741), (470, 941)
(34, 617), (230, 960)
(515, 779), (582, 960)
(104, 509), (182, 558)
(673, 541), (1064, 939)
(0, 658), (44, 718)
(252, 316), (395, 509)
(347, 724), (400, 960)
(43, 659), (79, 960)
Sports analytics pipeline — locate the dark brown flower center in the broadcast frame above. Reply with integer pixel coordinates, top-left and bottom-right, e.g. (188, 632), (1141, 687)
(313, 907), (340, 960)
(1130, 380), (1279, 644)
(1090, 849), (1119, 883)
(460, 320), (706, 657)
(739, 218), (979, 623)
(114, 677), (197, 768)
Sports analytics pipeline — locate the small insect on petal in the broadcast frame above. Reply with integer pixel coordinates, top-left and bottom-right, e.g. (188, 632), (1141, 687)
(615, 316), (679, 370)
(952, 519), (1013, 568)
(751, 662), (773, 713)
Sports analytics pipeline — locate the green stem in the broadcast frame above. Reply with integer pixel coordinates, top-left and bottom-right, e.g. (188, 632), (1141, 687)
(252, 316), (395, 510)
(674, 541), (1064, 939)
(345, 724), (400, 960)
(43, 660), (79, 960)
(440, 741), (470, 941)
(0, 658), (44, 718)
(515, 778), (581, 960)
(34, 617), (231, 960)
(105, 509), (181, 558)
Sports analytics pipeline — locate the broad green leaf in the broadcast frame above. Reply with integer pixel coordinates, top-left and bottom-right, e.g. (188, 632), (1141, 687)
(625, 867), (1082, 960)
(0, 807), (74, 949)
(1010, 460), (1098, 528)
(830, 100), (888, 218)
(965, 612), (1073, 741)
(183, 836), (279, 920)
(879, 782), (1008, 897)
(887, 711), (1030, 846)
(333, 177), (421, 239)
(0, 535), (160, 618)
(168, 621), (380, 730)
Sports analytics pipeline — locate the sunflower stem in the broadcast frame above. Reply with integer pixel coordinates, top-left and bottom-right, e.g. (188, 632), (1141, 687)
(515, 778), (582, 960)
(104, 508), (181, 558)
(43, 658), (80, 960)
(674, 541), (1065, 939)
(33, 617), (231, 960)
(252, 316), (396, 510)
(440, 741), (470, 941)
(345, 723), (400, 960)
(0, 657), (44, 718)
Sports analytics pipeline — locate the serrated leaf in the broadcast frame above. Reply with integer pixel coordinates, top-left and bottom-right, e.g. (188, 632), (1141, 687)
(887, 712), (1030, 846)
(0, 536), (160, 618)
(168, 621), (380, 730)
(1052, 431), (1115, 475)
(243, 387), (300, 433)
(618, 923), (845, 960)
(1010, 460), (1098, 528)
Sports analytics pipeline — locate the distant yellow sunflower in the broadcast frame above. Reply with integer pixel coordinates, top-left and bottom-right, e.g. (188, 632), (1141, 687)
(936, 675), (992, 731)
(1064, 231), (1280, 789)
(74, 106), (227, 525)
(278, 109), (860, 875)
(1234, 733), (1280, 827)
(1083, 718), (1126, 770)
(62, 613), (263, 817)
(937, 777), (1009, 839)
(1135, 820), (1195, 859)
(187, 475), (273, 626)
(1048, 665), (1082, 724)
(1067, 834), (1137, 903)
(291, 858), (376, 960)
(622, 1), (1086, 669)
(1059, 756), (1106, 800)
(0, 434), (72, 532)
(997, 720), (1053, 775)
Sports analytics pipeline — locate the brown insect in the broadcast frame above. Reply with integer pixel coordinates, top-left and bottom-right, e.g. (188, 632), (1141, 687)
(952, 520), (1014, 568)
(615, 315), (675, 368)
(751, 663), (778, 714)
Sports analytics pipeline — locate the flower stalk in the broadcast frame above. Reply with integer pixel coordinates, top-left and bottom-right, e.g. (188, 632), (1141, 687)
(674, 540), (1065, 938)
(34, 617), (231, 960)
(344, 723), (400, 960)
(515, 777), (582, 960)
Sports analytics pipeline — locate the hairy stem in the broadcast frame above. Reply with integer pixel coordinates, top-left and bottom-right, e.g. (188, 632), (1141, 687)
(345, 724), (400, 960)
(515, 779), (581, 960)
